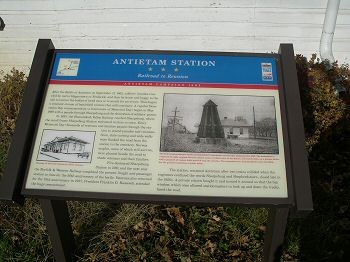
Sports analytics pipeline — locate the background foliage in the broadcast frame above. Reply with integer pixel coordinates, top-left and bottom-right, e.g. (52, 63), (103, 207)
(0, 69), (26, 180)
(0, 56), (349, 261)
(294, 56), (350, 261)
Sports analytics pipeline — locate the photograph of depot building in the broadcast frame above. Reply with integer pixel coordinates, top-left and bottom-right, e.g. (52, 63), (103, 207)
(37, 130), (95, 163)
(42, 136), (88, 154)
(160, 94), (279, 154)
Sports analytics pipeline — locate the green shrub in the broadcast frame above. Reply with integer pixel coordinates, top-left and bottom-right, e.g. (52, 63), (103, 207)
(0, 69), (27, 176)
(296, 55), (349, 150)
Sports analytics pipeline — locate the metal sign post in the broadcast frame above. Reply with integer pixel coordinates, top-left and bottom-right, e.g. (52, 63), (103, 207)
(39, 199), (75, 262)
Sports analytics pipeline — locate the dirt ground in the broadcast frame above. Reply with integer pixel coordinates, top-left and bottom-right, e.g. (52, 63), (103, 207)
(160, 130), (279, 154)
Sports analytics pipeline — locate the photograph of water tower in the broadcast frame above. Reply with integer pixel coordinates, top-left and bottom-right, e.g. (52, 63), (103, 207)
(160, 93), (279, 154)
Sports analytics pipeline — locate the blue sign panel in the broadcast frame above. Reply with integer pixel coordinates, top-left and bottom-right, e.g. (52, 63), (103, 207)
(51, 53), (278, 86)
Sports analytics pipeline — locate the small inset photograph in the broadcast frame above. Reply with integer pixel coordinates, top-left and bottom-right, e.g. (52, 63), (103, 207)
(37, 130), (95, 163)
(160, 94), (279, 154)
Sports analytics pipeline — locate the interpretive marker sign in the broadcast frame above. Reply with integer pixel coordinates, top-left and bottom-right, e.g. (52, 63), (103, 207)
(22, 50), (292, 203)
(0, 40), (312, 262)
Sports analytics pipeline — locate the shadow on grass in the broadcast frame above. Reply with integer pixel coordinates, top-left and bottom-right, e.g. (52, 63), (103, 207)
(68, 202), (121, 258)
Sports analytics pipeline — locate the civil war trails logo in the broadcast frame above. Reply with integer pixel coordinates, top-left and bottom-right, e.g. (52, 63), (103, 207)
(261, 63), (273, 81)
(56, 58), (80, 77)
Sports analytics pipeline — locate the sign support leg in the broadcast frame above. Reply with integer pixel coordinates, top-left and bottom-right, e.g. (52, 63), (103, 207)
(263, 207), (289, 262)
(39, 199), (75, 262)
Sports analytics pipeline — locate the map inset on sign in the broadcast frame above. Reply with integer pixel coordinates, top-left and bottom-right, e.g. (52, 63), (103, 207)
(56, 58), (80, 76)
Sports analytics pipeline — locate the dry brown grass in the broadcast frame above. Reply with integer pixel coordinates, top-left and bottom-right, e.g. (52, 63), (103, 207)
(77, 204), (155, 262)
(0, 199), (52, 261)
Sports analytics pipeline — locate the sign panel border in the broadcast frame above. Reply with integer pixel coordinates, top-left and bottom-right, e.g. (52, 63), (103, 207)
(21, 47), (295, 207)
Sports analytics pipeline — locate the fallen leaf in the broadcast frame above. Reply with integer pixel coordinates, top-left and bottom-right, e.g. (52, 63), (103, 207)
(240, 235), (249, 244)
(339, 205), (348, 214)
(224, 231), (230, 240)
(140, 251), (147, 260)
(119, 237), (126, 243)
(11, 235), (20, 244)
(283, 253), (294, 261)
(119, 239), (127, 251)
(167, 207), (185, 225)
(205, 240), (217, 254)
(159, 246), (172, 262)
(258, 225), (267, 232)
(148, 220), (156, 232)
(133, 221), (144, 231)
(212, 215), (221, 222)
(229, 249), (242, 257)
(135, 232), (144, 241)
(160, 235), (167, 244)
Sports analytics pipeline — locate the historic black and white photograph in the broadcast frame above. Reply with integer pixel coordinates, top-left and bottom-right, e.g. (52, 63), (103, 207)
(37, 130), (95, 163)
(160, 94), (279, 154)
